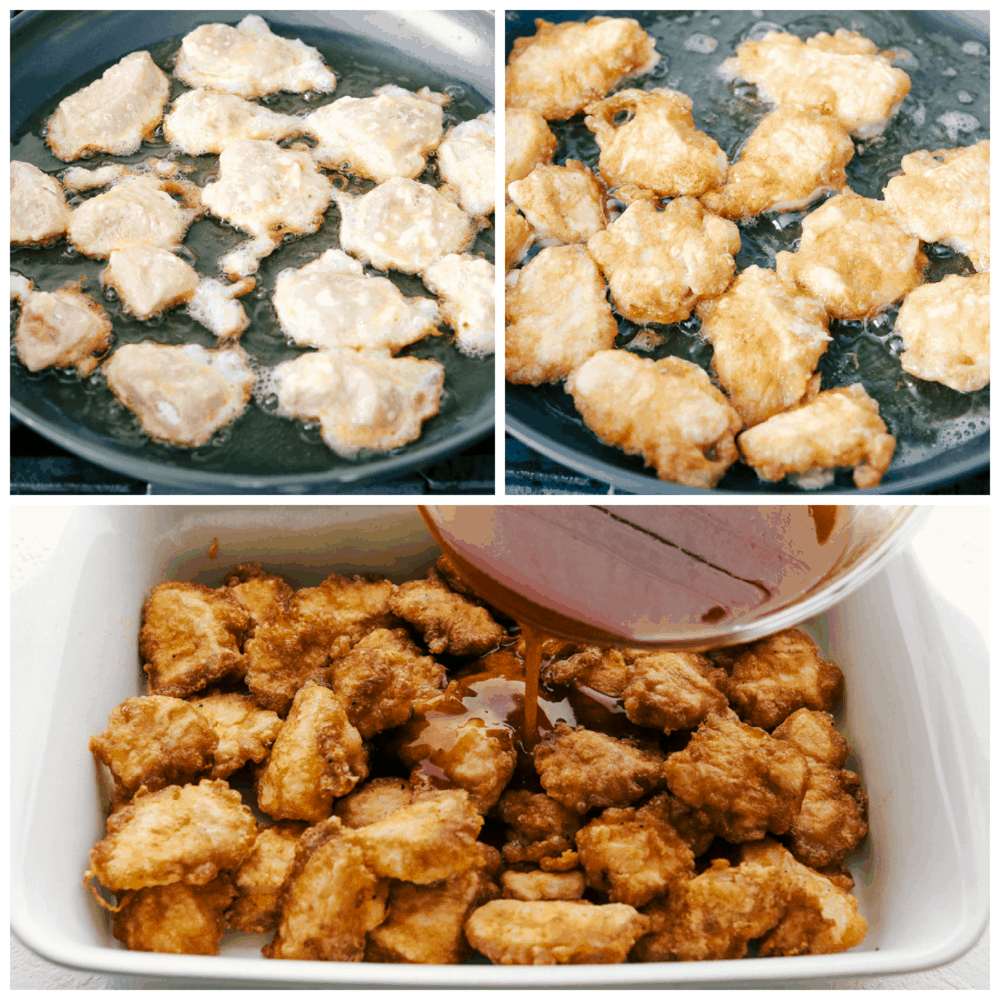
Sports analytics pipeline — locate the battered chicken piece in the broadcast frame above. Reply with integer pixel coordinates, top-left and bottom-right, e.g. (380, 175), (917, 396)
(700, 106), (855, 218)
(696, 265), (831, 428)
(186, 692), (282, 780)
(501, 869), (586, 902)
(334, 177), (476, 275)
(507, 161), (607, 245)
(175, 15), (337, 98)
(272, 248), (440, 354)
(534, 724), (666, 814)
(113, 876), (235, 954)
(89, 696), (218, 799)
(505, 245), (617, 384)
(662, 709), (809, 842)
(305, 85), (447, 181)
(565, 352), (743, 489)
(505, 107), (557, 189)
(771, 708), (850, 769)
(894, 272), (989, 392)
(587, 197), (741, 324)
(738, 383), (896, 490)
(775, 191), (926, 319)
(883, 141), (989, 272)
(505, 204), (534, 271)
(465, 899), (650, 965)
(506, 17), (660, 120)
(10, 161), (71, 246)
(723, 29), (910, 138)
(85, 779), (257, 893)
(273, 349), (445, 458)
(46, 50), (170, 161)
(103, 342), (255, 448)
(139, 582), (249, 698)
(422, 254), (495, 357)
(438, 111), (496, 218)
(495, 789), (583, 866)
(584, 89), (728, 198)
(257, 681), (368, 822)
(622, 652), (728, 735)
(227, 821), (307, 933)
(185, 278), (253, 342)
(333, 777), (418, 829)
(661, 792), (716, 858)
(101, 247), (200, 321)
(541, 647), (628, 699)
(11, 276), (112, 377)
(291, 573), (398, 647)
(222, 563), (293, 631)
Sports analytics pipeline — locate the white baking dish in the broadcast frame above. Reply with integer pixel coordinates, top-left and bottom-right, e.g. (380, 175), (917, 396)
(10, 505), (988, 985)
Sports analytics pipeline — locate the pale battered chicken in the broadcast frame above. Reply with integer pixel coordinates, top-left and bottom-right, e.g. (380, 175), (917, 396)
(565, 352), (743, 489)
(723, 29), (910, 138)
(437, 111), (496, 218)
(273, 349), (445, 458)
(101, 247), (200, 321)
(738, 383), (896, 489)
(507, 161), (607, 245)
(894, 272), (989, 392)
(584, 89), (728, 198)
(422, 254), (495, 357)
(505, 204), (534, 271)
(700, 106), (855, 218)
(272, 249), (441, 354)
(185, 277), (255, 341)
(103, 342), (255, 448)
(622, 652), (728, 735)
(695, 265), (831, 427)
(227, 821), (307, 933)
(587, 197), (741, 325)
(506, 17), (660, 120)
(505, 245), (617, 384)
(501, 869), (585, 902)
(495, 789), (583, 867)
(186, 692), (282, 779)
(776, 191), (926, 320)
(505, 107), (557, 190)
(46, 50), (170, 161)
(10, 161), (71, 246)
(883, 141), (990, 272)
(174, 15), (337, 98)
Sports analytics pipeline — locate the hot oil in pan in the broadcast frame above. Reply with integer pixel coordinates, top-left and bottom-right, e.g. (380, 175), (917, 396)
(10, 28), (493, 477)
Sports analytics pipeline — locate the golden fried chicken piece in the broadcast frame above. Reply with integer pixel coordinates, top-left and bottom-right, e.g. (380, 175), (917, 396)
(723, 628), (844, 730)
(186, 692), (282, 779)
(565, 352), (743, 489)
(663, 709), (809, 842)
(257, 681), (368, 822)
(585, 89), (728, 198)
(701, 106), (854, 218)
(264, 816), (388, 961)
(293, 573), (398, 646)
(505, 245), (618, 385)
(505, 107), (558, 189)
(771, 707), (849, 768)
(775, 191), (926, 320)
(334, 777), (419, 829)
(113, 876), (235, 954)
(328, 627), (445, 738)
(46, 51), (169, 161)
(89, 696), (218, 799)
(723, 29), (910, 138)
(86, 779), (257, 893)
(222, 563), (293, 632)
(661, 792), (715, 857)
(894, 272), (989, 392)
(622, 652), (728, 735)
(226, 821), (307, 933)
(422, 253), (496, 357)
(101, 247), (200, 321)
(465, 899), (650, 964)
(502, 868), (586, 901)
(139, 582), (249, 698)
(506, 17), (660, 121)
(542, 647), (628, 699)
(696, 265), (831, 428)
(10, 161), (70, 246)
(587, 197), (741, 324)
(738, 383), (896, 490)
(505, 204), (534, 271)
(495, 789), (583, 866)
(507, 161), (607, 245)
(438, 111), (496, 218)
(534, 723), (666, 814)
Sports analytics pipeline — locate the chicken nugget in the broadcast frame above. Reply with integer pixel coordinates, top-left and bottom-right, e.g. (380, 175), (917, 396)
(661, 792), (715, 858)
(542, 646), (628, 699)
(786, 760), (868, 868)
(334, 777), (419, 829)
(505, 107), (557, 189)
(227, 821), (307, 933)
(502, 869), (585, 904)
(507, 161), (608, 245)
(222, 563), (293, 631)
(186, 692), (282, 779)
(622, 652), (728, 735)
(292, 573), (399, 645)
(495, 789), (583, 866)
(505, 203), (534, 271)
(772, 708), (850, 769)
(11, 161), (71, 247)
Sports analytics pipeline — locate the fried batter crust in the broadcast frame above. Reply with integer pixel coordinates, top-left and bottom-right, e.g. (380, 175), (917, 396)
(227, 821), (307, 933)
(101, 246), (201, 321)
(389, 577), (505, 656)
(501, 869), (586, 901)
(505, 204), (534, 272)
(495, 789), (583, 866)
(622, 652), (728, 735)
(507, 161), (608, 245)
(293, 573), (399, 646)
(222, 563), (293, 631)
(542, 647), (628, 699)
(186, 692), (282, 779)
(334, 777), (419, 829)
(10, 161), (71, 246)
(771, 708), (850, 769)
(505, 108), (558, 189)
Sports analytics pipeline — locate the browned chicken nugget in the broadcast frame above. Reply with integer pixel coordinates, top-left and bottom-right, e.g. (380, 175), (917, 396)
(505, 107), (558, 189)
(661, 792), (715, 857)
(534, 723), (666, 814)
(334, 776), (419, 829)
(139, 581), (249, 698)
(505, 203), (534, 272)
(113, 876), (235, 954)
(89, 695), (218, 799)
(257, 681), (368, 822)
(222, 562), (293, 632)
(501, 869), (586, 901)
(771, 708), (849, 768)
(186, 692), (282, 779)
(542, 646), (628, 699)
(507, 160), (608, 245)
(495, 789), (583, 866)
(662, 709), (809, 842)
(226, 821), (307, 933)
(622, 652), (728, 735)
(292, 572), (399, 645)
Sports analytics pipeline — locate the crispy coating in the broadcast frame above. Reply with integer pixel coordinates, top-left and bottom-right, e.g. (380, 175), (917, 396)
(495, 789), (583, 866)
(505, 107), (558, 189)
(894, 272), (990, 392)
(10, 161), (71, 246)
(505, 245), (618, 385)
(113, 876), (235, 954)
(622, 652), (728, 735)
(139, 582), (249, 698)
(257, 681), (368, 822)
(534, 723), (666, 814)
(696, 265), (830, 428)
(505, 204), (534, 271)
(222, 563), (293, 631)
(86, 780), (257, 893)
(587, 197), (741, 325)
(389, 577), (505, 656)
(187, 692), (282, 779)
(542, 647), (628, 699)
(101, 247), (200, 321)
(565, 352), (743, 489)
(422, 253), (495, 358)
(661, 792), (715, 858)
(506, 17), (660, 121)
(438, 111), (496, 218)
(772, 708), (850, 769)
(507, 161), (608, 245)
(585, 89), (728, 197)
(292, 573), (399, 646)
(502, 869), (586, 901)
(738, 383), (896, 490)
(663, 709), (809, 842)
(227, 821), (307, 933)
(776, 191), (926, 320)
(334, 777), (419, 829)
(465, 899), (650, 965)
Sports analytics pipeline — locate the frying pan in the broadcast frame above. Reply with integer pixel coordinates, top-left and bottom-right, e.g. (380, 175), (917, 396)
(505, 10), (989, 494)
(11, 10), (495, 492)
